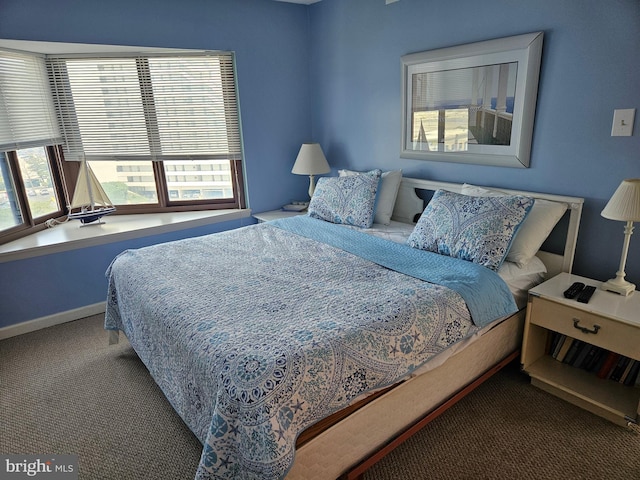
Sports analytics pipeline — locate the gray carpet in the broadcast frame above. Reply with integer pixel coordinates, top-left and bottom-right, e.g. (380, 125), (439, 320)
(1, 315), (639, 479)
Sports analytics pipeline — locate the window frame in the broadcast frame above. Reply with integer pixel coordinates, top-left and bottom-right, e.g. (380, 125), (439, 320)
(63, 157), (245, 215)
(0, 145), (67, 244)
(1, 148), (246, 245)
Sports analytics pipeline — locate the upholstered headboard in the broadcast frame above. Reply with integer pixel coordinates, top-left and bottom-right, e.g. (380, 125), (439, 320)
(391, 177), (584, 277)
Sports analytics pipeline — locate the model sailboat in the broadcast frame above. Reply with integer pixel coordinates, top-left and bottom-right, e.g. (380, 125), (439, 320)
(67, 160), (116, 225)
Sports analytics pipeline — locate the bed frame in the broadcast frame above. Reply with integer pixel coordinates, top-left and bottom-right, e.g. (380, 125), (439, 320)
(287, 177), (584, 479)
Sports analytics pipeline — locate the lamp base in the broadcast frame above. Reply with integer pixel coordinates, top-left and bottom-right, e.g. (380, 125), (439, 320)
(601, 278), (636, 296)
(308, 174), (316, 199)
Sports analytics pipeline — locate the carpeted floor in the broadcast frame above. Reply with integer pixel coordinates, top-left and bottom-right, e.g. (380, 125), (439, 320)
(1, 315), (639, 479)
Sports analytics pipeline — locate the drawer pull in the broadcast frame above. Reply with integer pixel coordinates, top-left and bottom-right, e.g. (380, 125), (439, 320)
(573, 319), (600, 335)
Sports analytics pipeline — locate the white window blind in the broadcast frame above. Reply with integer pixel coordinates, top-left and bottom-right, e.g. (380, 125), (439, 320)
(0, 49), (62, 151)
(47, 52), (242, 162)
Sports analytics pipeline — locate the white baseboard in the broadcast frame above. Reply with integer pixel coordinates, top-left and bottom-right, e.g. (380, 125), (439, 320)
(0, 302), (106, 340)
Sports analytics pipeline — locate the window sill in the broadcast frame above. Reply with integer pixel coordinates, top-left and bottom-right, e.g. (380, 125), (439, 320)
(0, 209), (252, 263)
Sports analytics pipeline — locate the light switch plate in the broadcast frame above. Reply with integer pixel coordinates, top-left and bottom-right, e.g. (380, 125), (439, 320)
(611, 108), (635, 136)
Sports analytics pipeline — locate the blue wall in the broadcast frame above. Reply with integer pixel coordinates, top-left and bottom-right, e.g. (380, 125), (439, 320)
(0, 0), (313, 327)
(0, 218), (252, 327)
(309, 0), (640, 284)
(1, 0), (639, 328)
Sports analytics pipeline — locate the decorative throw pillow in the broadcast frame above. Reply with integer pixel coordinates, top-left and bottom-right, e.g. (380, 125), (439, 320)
(308, 170), (381, 228)
(461, 184), (568, 267)
(407, 189), (534, 271)
(339, 169), (402, 225)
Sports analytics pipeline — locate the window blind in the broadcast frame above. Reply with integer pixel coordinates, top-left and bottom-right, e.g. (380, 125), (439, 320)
(47, 52), (242, 162)
(0, 49), (62, 151)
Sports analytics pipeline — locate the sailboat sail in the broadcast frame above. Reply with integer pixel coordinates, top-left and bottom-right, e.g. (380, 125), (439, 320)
(69, 161), (113, 209)
(68, 160), (116, 224)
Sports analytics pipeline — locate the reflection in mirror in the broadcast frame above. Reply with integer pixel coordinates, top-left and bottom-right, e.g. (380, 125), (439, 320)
(410, 62), (517, 153)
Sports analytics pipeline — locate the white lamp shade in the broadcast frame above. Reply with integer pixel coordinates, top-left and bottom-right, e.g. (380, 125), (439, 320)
(291, 143), (330, 175)
(601, 178), (640, 222)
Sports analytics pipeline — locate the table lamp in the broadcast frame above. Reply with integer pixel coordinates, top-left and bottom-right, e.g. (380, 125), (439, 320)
(291, 143), (330, 199)
(601, 178), (640, 295)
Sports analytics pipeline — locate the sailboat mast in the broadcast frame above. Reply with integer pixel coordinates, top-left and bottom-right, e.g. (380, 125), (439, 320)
(83, 159), (95, 209)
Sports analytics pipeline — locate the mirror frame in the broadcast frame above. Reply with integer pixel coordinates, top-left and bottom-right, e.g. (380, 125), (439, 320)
(401, 32), (544, 168)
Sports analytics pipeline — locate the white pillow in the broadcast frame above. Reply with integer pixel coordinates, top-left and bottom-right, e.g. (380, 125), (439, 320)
(461, 184), (567, 267)
(339, 169), (402, 225)
(498, 255), (547, 286)
(498, 256), (548, 309)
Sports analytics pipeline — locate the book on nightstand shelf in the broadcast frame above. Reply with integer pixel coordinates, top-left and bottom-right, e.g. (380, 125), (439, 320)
(597, 352), (620, 379)
(550, 334), (567, 358)
(609, 355), (631, 382)
(619, 359), (637, 384)
(569, 340), (590, 367)
(545, 332), (639, 387)
(579, 345), (601, 370)
(589, 348), (609, 373)
(609, 356), (630, 382)
(562, 339), (584, 365)
(627, 361), (640, 386)
(556, 337), (574, 363)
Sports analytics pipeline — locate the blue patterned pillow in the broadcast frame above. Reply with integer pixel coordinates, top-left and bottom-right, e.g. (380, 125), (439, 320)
(308, 170), (381, 228)
(407, 189), (534, 271)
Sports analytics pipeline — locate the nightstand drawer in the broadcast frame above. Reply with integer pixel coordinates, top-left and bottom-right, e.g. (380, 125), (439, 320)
(529, 296), (640, 360)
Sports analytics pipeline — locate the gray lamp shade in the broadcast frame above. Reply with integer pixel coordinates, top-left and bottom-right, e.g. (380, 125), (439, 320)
(291, 143), (330, 175)
(601, 179), (640, 222)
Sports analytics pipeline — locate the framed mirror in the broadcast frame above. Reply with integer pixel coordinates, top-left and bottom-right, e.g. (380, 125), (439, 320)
(401, 32), (543, 168)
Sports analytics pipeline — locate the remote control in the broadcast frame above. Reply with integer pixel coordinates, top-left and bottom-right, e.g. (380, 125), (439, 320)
(563, 282), (585, 299)
(577, 285), (596, 303)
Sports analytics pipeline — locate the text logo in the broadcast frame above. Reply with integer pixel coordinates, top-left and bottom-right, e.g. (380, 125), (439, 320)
(1, 456), (78, 480)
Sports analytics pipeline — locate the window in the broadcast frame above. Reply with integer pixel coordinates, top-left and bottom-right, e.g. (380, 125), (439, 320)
(0, 48), (65, 241)
(0, 42), (246, 244)
(16, 147), (62, 217)
(163, 160), (233, 201)
(48, 51), (244, 212)
(0, 153), (23, 232)
(89, 161), (157, 204)
(0, 146), (64, 240)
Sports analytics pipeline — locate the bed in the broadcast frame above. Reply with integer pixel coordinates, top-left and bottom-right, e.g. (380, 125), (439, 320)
(105, 174), (583, 480)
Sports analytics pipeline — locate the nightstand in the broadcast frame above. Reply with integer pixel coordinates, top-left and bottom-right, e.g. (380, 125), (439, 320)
(521, 272), (640, 427)
(253, 210), (307, 223)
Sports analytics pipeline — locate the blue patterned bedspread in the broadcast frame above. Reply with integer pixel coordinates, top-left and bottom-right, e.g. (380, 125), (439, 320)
(104, 217), (517, 479)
